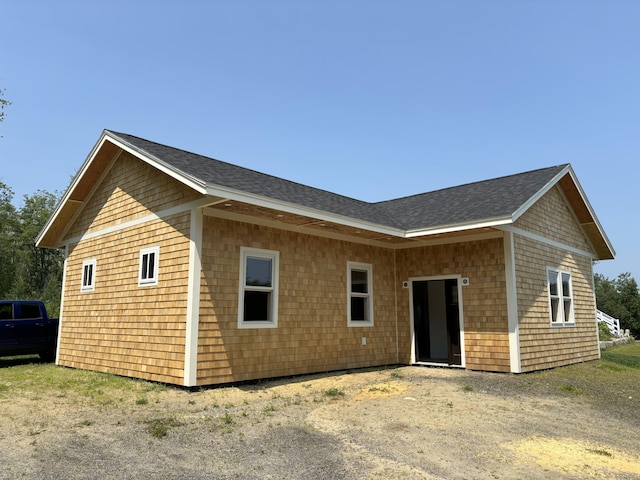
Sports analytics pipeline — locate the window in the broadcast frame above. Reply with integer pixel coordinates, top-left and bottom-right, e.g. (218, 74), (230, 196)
(0, 303), (13, 320)
(348, 262), (373, 326)
(19, 303), (43, 320)
(548, 268), (574, 325)
(81, 259), (96, 292)
(139, 246), (159, 286)
(238, 247), (279, 328)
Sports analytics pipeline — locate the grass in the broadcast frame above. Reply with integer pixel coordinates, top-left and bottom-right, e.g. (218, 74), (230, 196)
(0, 355), (167, 404)
(323, 387), (345, 398)
(144, 417), (182, 438)
(601, 343), (640, 370)
(557, 383), (583, 395)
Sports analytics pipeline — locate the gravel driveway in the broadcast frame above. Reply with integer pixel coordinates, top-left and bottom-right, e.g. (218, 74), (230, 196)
(1, 363), (639, 479)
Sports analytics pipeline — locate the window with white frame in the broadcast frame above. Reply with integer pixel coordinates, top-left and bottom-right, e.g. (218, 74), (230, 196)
(238, 247), (279, 328)
(348, 262), (373, 326)
(547, 268), (574, 325)
(81, 259), (96, 292)
(138, 246), (159, 286)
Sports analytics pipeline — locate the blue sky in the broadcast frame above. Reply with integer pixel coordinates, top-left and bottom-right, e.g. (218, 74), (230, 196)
(1, 1), (638, 280)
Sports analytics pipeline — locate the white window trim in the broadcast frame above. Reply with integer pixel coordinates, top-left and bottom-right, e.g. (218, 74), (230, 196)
(547, 267), (575, 326)
(238, 247), (279, 329)
(347, 261), (374, 327)
(138, 246), (160, 287)
(81, 258), (96, 292)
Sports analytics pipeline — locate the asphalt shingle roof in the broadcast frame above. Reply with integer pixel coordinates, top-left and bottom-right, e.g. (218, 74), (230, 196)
(108, 131), (567, 232)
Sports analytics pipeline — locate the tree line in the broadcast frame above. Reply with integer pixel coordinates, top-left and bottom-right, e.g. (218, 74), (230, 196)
(0, 182), (63, 316)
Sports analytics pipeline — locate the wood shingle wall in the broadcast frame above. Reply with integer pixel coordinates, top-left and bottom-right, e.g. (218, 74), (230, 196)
(58, 153), (197, 384)
(196, 215), (398, 385)
(514, 187), (599, 372)
(64, 151), (201, 241)
(395, 237), (511, 372)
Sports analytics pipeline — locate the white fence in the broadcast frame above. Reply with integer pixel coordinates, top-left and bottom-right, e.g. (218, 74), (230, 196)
(597, 309), (620, 336)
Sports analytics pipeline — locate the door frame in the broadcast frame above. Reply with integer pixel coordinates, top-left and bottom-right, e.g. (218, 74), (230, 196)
(409, 275), (466, 368)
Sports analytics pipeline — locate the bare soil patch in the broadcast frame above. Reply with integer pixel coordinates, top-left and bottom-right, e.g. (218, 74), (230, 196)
(1, 350), (639, 479)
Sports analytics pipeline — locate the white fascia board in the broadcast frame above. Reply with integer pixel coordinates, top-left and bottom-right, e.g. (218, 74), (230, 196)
(510, 164), (614, 258)
(511, 165), (571, 222)
(404, 216), (513, 238)
(205, 184), (406, 239)
(105, 132), (208, 195)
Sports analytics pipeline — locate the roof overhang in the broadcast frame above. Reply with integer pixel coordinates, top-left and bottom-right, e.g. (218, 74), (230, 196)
(37, 131), (615, 262)
(36, 130), (209, 248)
(556, 166), (615, 260)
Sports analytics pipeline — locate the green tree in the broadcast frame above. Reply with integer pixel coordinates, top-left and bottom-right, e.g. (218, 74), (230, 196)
(10, 190), (64, 315)
(0, 182), (18, 297)
(0, 88), (10, 136)
(595, 272), (640, 337)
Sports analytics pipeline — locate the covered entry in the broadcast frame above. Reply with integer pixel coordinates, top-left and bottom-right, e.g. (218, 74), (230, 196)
(411, 277), (464, 366)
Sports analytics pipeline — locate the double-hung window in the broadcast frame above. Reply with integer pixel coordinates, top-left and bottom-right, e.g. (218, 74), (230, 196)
(139, 246), (159, 286)
(348, 262), (373, 326)
(238, 247), (279, 328)
(547, 268), (574, 325)
(81, 259), (96, 292)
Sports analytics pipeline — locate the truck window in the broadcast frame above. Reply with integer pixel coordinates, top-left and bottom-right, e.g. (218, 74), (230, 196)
(0, 304), (13, 320)
(19, 303), (43, 320)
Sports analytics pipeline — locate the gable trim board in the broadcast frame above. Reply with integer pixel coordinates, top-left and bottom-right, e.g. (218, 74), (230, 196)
(36, 130), (615, 386)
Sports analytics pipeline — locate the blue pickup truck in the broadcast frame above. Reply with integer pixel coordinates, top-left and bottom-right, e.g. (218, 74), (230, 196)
(0, 300), (59, 361)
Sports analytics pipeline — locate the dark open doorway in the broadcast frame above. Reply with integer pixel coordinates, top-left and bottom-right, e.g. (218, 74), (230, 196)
(412, 278), (462, 366)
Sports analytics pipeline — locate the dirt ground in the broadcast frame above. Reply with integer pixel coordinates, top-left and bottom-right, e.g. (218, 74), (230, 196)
(1, 364), (639, 480)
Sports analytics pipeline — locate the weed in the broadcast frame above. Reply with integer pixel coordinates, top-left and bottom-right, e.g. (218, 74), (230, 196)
(557, 384), (583, 395)
(368, 386), (391, 393)
(588, 448), (612, 457)
(136, 396), (149, 405)
(598, 322), (613, 341)
(188, 399), (196, 405)
(76, 420), (94, 427)
(221, 413), (235, 425)
(390, 370), (404, 380)
(263, 404), (278, 415)
(145, 417), (182, 438)
(224, 402), (234, 409)
(324, 388), (345, 398)
(462, 385), (474, 392)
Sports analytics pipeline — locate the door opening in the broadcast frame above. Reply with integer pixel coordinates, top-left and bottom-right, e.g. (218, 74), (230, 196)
(412, 278), (462, 366)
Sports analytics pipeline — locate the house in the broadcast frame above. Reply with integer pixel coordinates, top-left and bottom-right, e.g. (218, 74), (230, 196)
(36, 130), (615, 386)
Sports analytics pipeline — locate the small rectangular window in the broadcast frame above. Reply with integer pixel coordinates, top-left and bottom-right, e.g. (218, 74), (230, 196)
(81, 259), (96, 292)
(238, 247), (279, 328)
(139, 246), (159, 286)
(348, 262), (373, 326)
(547, 268), (574, 325)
